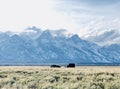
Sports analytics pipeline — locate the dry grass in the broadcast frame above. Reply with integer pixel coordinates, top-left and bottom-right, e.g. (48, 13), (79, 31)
(0, 66), (120, 89)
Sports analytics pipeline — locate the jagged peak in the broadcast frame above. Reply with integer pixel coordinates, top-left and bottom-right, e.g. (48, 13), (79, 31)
(38, 30), (53, 39)
(11, 34), (20, 38)
(9, 34), (24, 43)
(67, 34), (82, 43)
(71, 34), (81, 40)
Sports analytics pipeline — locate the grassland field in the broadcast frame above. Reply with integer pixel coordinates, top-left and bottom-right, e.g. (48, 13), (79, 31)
(0, 66), (120, 89)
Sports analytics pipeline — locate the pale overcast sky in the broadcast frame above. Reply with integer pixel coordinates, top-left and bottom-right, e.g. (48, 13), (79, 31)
(0, 0), (120, 37)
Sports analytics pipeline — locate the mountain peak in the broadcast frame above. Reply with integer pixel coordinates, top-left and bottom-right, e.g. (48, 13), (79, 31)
(9, 34), (24, 43)
(71, 34), (81, 39)
(39, 30), (53, 39)
(42, 30), (51, 36)
(11, 34), (21, 40)
(68, 34), (82, 43)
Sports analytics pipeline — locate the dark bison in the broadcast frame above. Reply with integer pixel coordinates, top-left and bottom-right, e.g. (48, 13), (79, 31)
(50, 65), (61, 68)
(67, 63), (75, 68)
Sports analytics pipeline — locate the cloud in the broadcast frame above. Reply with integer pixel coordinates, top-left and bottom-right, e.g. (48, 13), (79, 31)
(15, 0), (120, 46)
(61, 0), (120, 6)
(55, 0), (120, 45)
(0, 0), (77, 33)
(49, 29), (67, 37)
(0, 0), (120, 45)
(19, 27), (68, 40)
(26, 26), (41, 33)
(86, 30), (120, 46)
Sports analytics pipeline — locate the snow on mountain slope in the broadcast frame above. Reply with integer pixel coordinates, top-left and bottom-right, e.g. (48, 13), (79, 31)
(0, 33), (9, 43)
(99, 44), (120, 63)
(66, 34), (110, 63)
(0, 34), (37, 63)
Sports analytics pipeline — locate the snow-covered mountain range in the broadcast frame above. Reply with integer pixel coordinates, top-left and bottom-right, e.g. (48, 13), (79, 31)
(0, 27), (120, 65)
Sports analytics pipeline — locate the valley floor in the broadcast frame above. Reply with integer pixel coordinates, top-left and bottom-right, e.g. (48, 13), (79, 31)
(0, 66), (120, 89)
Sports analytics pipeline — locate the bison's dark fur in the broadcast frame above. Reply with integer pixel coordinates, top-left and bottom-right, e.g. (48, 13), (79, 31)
(50, 65), (61, 68)
(67, 63), (75, 68)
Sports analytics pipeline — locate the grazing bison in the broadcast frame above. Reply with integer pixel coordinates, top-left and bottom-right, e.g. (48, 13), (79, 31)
(50, 65), (61, 68)
(67, 63), (75, 68)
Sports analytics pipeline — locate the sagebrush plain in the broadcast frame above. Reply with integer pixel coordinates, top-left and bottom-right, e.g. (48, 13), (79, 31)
(0, 66), (120, 89)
